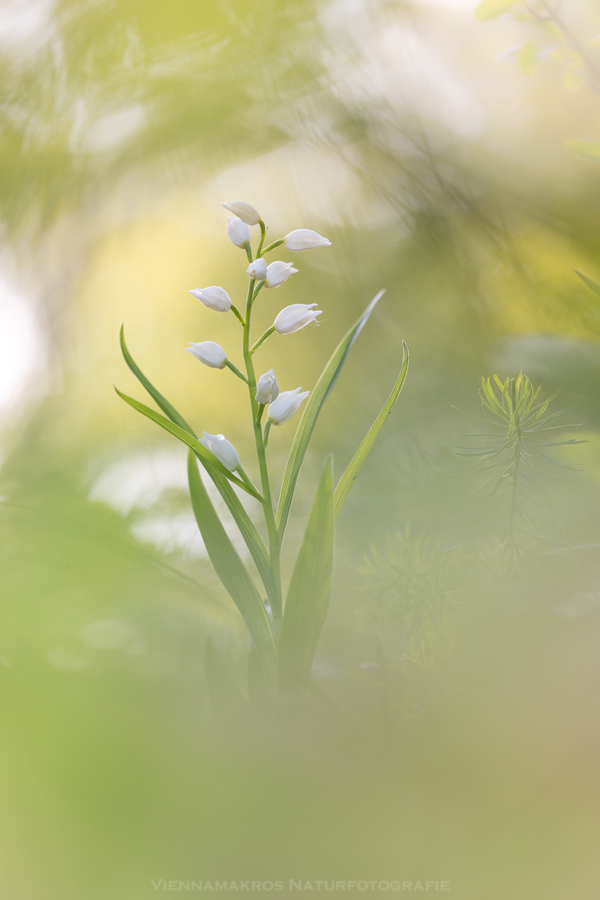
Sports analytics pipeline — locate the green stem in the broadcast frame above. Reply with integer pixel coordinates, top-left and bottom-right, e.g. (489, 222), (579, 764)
(230, 304), (246, 326)
(242, 277), (282, 622)
(257, 221), (267, 257)
(261, 238), (284, 255)
(263, 418), (272, 448)
(504, 433), (522, 575)
(244, 242), (253, 264)
(237, 465), (260, 494)
(250, 326), (275, 354)
(253, 281), (265, 302)
(224, 359), (248, 383)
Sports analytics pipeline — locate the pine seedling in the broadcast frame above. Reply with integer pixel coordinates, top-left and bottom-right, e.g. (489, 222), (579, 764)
(455, 373), (583, 575)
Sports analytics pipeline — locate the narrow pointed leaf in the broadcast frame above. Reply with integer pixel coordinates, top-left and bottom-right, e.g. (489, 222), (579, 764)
(115, 387), (263, 501)
(277, 456), (334, 700)
(207, 470), (279, 607)
(118, 331), (277, 605)
(574, 269), (600, 297)
(120, 325), (194, 431)
(275, 290), (385, 540)
(188, 451), (276, 686)
(334, 341), (409, 521)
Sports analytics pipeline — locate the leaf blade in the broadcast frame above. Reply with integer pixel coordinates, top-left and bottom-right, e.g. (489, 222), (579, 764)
(208, 469), (279, 610)
(574, 269), (600, 297)
(119, 329), (275, 602)
(333, 341), (409, 521)
(275, 290), (385, 540)
(115, 387), (263, 501)
(277, 456), (334, 700)
(188, 452), (277, 686)
(120, 325), (194, 433)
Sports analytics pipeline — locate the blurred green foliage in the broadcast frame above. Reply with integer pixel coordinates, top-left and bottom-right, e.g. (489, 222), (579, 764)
(2, 0), (600, 897)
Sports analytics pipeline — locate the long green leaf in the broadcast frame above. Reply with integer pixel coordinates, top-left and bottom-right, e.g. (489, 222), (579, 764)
(120, 325), (194, 432)
(119, 328), (277, 605)
(574, 269), (600, 298)
(275, 290), (385, 541)
(206, 471), (279, 609)
(277, 456), (334, 700)
(333, 341), (409, 521)
(188, 452), (276, 686)
(115, 387), (263, 501)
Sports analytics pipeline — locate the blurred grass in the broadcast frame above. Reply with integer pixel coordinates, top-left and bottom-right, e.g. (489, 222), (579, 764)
(2, 0), (600, 897)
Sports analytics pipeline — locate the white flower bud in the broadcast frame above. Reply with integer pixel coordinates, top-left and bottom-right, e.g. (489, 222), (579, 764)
(186, 341), (227, 369)
(273, 303), (322, 335)
(284, 229), (331, 251)
(265, 260), (298, 289)
(200, 432), (240, 471)
(255, 369), (279, 405)
(227, 215), (251, 248)
(268, 388), (310, 426)
(188, 286), (232, 313)
(221, 201), (261, 226)
(247, 258), (267, 280)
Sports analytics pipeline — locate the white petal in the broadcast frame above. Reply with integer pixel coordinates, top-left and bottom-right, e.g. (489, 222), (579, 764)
(265, 261), (299, 289)
(247, 258), (268, 280)
(284, 229), (332, 251)
(188, 286), (232, 313)
(186, 341), (227, 369)
(226, 216), (251, 248)
(221, 201), (261, 226)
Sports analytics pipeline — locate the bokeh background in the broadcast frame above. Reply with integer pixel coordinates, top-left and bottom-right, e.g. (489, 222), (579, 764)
(2, 0), (600, 897)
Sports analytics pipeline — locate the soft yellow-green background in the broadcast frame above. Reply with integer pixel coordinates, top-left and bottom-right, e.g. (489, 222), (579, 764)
(1, 0), (600, 897)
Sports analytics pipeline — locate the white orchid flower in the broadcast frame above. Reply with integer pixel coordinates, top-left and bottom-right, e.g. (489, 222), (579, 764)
(200, 432), (240, 471)
(274, 303), (322, 334)
(255, 369), (279, 405)
(188, 286), (232, 313)
(265, 261), (298, 289)
(186, 341), (227, 369)
(221, 201), (261, 226)
(268, 388), (310, 425)
(227, 216), (251, 248)
(284, 229), (331, 251)
(247, 258), (268, 280)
